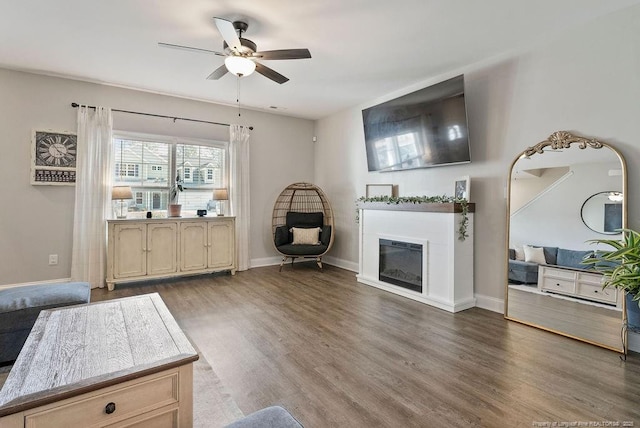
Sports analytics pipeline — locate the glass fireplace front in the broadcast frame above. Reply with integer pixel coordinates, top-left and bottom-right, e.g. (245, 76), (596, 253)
(379, 239), (423, 293)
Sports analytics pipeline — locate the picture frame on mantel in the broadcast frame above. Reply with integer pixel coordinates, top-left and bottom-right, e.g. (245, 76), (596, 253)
(366, 184), (394, 198)
(454, 176), (470, 200)
(30, 129), (78, 186)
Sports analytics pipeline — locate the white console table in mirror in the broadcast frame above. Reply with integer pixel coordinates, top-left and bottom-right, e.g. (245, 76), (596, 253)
(356, 202), (475, 313)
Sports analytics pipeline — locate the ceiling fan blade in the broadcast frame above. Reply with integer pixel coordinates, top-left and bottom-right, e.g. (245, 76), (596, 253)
(213, 17), (242, 53)
(253, 49), (312, 60)
(158, 42), (225, 56)
(254, 62), (289, 84)
(206, 64), (229, 80)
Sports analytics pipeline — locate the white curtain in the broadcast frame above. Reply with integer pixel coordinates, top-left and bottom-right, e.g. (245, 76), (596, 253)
(229, 124), (251, 271)
(71, 106), (113, 288)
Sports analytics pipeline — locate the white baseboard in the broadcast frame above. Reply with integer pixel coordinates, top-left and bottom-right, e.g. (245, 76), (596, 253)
(249, 255), (359, 272)
(323, 256), (358, 272)
(474, 293), (504, 313)
(249, 256), (282, 268)
(0, 278), (72, 291)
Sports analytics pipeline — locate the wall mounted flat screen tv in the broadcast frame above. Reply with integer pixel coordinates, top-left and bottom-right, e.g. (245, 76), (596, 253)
(362, 75), (470, 172)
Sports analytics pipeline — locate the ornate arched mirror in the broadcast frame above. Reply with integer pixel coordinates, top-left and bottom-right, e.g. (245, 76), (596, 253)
(504, 131), (627, 352)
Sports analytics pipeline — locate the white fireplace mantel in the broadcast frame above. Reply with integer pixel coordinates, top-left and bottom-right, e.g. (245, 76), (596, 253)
(356, 202), (475, 313)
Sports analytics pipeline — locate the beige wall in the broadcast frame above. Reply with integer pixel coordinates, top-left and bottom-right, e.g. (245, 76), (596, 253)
(0, 69), (314, 285)
(314, 4), (640, 310)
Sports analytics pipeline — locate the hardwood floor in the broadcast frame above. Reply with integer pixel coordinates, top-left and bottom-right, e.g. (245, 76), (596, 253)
(92, 264), (640, 427)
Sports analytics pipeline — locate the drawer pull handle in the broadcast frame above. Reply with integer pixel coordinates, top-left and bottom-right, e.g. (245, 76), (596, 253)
(105, 402), (116, 414)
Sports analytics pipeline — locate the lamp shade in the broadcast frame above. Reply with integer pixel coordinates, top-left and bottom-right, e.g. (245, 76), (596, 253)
(212, 188), (229, 201)
(112, 186), (133, 200)
(225, 56), (256, 77)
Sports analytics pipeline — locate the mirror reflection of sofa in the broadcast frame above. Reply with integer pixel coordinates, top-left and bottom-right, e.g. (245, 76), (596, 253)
(508, 245), (593, 284)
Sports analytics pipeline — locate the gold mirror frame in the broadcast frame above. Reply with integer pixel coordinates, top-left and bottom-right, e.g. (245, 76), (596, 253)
(504, 131), (628, 353)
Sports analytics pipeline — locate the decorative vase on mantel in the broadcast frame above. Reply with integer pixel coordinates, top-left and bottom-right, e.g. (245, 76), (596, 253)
(168, 204), (182, 218)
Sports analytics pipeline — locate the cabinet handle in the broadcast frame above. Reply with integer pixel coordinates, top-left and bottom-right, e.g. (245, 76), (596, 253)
(105, 402), (116, 414)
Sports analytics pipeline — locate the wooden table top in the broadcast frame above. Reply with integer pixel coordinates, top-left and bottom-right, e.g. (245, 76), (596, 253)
(0, 293), (198, 417)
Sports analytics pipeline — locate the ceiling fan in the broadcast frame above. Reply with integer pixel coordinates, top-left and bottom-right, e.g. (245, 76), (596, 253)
(159, 17), (311, 84)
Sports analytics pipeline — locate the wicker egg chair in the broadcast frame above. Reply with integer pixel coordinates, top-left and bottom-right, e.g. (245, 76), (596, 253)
(272, 182), (335, 270)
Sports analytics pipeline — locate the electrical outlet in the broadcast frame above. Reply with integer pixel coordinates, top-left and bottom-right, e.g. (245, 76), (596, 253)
(48, 254), (58, 266)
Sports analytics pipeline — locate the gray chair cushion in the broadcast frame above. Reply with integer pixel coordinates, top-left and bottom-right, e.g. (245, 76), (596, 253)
(276, 212), (331, 257)
(225, 406), (303, 428)
(286, 212), (323, 229)
(276, 243), (328, 256)
(274, 225), (290, 247)
(0, 282), (91, 364)
(320, 225), (331, 246)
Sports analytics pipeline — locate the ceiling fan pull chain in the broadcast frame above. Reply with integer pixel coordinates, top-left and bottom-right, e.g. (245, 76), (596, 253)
(237, 76), (241, 117)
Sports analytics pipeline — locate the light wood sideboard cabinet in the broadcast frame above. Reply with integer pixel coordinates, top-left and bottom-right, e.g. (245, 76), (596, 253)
(107, 217), (236, 290)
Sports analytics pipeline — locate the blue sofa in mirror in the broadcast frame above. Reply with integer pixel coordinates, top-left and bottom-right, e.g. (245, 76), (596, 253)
(508, 245), (594, 284)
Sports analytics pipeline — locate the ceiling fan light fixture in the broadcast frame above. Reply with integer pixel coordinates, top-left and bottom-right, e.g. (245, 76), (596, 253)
(225, 56), (256, 77)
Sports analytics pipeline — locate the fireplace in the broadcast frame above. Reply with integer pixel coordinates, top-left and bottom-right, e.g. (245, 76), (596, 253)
(379, 239), (423, 292)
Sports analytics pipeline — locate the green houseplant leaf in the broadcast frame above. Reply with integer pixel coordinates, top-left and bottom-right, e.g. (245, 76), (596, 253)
(583, 228), (640, 303)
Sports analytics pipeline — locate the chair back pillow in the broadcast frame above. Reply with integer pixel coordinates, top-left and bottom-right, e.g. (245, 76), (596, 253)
(291, 227), (321, 245)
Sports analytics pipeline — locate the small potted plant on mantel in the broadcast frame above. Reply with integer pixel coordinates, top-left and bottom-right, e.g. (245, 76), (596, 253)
(584, 228), (640, 329)
(168, 173), (185, 217)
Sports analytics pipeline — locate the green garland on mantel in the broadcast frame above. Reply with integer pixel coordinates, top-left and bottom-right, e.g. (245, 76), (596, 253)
(356, 195), (470, 241)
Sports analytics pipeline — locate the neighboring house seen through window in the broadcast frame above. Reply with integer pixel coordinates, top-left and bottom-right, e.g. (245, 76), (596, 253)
(112, 133), (227, 216)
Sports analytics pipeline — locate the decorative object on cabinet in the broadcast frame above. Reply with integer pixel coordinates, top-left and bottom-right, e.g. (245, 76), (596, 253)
(111, 186), (133, 219)
(365, 184), (394, 198)
(197, 209), (207, 217)
(106, 217), (236, 290)
(454, 175), (470, 200)
(505, 130), (627, 353)
(272, 182), (334, 270)
(169, 172), (185, 217)
(212, 188), (229, 216)
(30, 130), (77, 185)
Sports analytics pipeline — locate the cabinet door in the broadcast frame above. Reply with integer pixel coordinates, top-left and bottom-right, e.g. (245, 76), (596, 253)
(147, 223), (178, 276)
(208, 220), (234, 269)
(180, 222), (208, 271)
(114, 224), (147, 279)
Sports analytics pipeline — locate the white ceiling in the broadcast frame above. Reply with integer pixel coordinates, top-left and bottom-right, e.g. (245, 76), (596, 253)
(1, 0), (639, 120)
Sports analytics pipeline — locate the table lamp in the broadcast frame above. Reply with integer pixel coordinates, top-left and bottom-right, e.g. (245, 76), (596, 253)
(112, 186), (133, 219)
(212, 188), (228, 216)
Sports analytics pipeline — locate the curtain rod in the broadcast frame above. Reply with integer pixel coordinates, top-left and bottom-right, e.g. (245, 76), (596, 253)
(70, 102), (253, 130)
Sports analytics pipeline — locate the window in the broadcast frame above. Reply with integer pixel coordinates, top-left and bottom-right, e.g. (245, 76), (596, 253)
(112, 133), (227, 216)
(115, 163), (140, 178)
